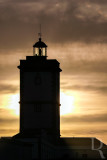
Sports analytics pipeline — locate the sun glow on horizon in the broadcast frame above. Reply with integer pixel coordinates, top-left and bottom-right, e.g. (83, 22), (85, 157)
(7, 92), (75, 116)
(60, 92), (75, 115)
(2, 92), (76, 116)
(8, 94), (19, 116)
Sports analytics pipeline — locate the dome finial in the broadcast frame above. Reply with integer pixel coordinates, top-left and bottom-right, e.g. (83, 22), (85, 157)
(33, 26), (47, 57)
(38, 24), (42, 40)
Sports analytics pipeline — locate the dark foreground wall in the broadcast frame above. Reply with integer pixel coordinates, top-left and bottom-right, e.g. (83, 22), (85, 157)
(0, 137), (106, 160)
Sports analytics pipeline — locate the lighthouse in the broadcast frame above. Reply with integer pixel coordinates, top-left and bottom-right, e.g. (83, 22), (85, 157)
(17, 35), (62, 139)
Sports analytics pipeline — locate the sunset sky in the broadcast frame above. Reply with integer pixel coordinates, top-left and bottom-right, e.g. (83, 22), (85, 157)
(0, 0), (107, 144)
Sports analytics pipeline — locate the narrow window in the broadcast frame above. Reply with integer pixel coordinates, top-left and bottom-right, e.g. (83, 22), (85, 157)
(34, 104), (41, 112)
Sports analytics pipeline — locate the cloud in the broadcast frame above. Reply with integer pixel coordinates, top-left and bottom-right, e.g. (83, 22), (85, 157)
(61, 113), (107, 143)
(61, 84), (107, 94)
(0, 109), (18, 127)
(0, 84), (18, 94)
(0, 0), (107, 51)
(0, 129), (18, 134)
(0, 117), (18, 124)
(85, 0), (107, 5)
(61, 113), (107, 123)
(61, 128), (107, 136)
(0, 57), (19, 82)
(62, 60), (107, 74)
(0, 0), (106, 142)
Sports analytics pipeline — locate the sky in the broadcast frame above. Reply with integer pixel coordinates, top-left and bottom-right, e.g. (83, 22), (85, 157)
(0, 0), (107, 144)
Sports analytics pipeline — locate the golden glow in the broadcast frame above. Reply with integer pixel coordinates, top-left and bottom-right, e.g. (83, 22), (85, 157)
(7, 94), (19, 116)
(60, 92), (75, 115)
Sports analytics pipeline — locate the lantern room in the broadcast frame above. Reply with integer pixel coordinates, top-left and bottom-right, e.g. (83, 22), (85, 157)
(33, 38), (47, 56)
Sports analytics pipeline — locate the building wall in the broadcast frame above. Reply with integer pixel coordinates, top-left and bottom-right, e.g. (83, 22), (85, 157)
(20, 66), (60, 137)
(0, 138), (32, 160)
(23, 72), (53, 101)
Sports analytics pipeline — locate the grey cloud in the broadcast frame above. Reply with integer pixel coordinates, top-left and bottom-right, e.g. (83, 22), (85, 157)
(61, 113), (107, 123)
(61, 59), (107, 75)
(1, 0), (107, 4)
(0, 0), (107, 92)
(0, 0), (107, 51)
(0, 0), (50, 3)
(86, 0), (107, 5)
(0, 63), (19, 81)
(60, 58), (107, 94)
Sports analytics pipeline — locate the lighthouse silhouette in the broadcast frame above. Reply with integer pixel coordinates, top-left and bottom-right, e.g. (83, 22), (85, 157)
(0, 34), (106, 160)
(15, 35), (62, 140)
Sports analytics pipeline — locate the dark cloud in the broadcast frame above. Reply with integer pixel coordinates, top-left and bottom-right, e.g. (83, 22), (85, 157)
(0, 0), (107, 50)
(85, 0), (107, 5)
(61, 113), (107, 123)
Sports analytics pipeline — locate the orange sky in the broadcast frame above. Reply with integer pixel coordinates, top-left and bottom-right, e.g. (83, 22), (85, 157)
(0, 0), (107, 144)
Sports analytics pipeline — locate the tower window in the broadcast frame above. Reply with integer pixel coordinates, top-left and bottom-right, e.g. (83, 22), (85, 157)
(34, 104), (42, 112)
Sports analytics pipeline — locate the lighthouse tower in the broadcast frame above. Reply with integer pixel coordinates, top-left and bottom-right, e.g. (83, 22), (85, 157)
(17, 35), (62, 139)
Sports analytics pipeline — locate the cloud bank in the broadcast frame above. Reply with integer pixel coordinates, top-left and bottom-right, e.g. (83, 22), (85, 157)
(61, 113), (107, 123)
(0, 0), (107, 50)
